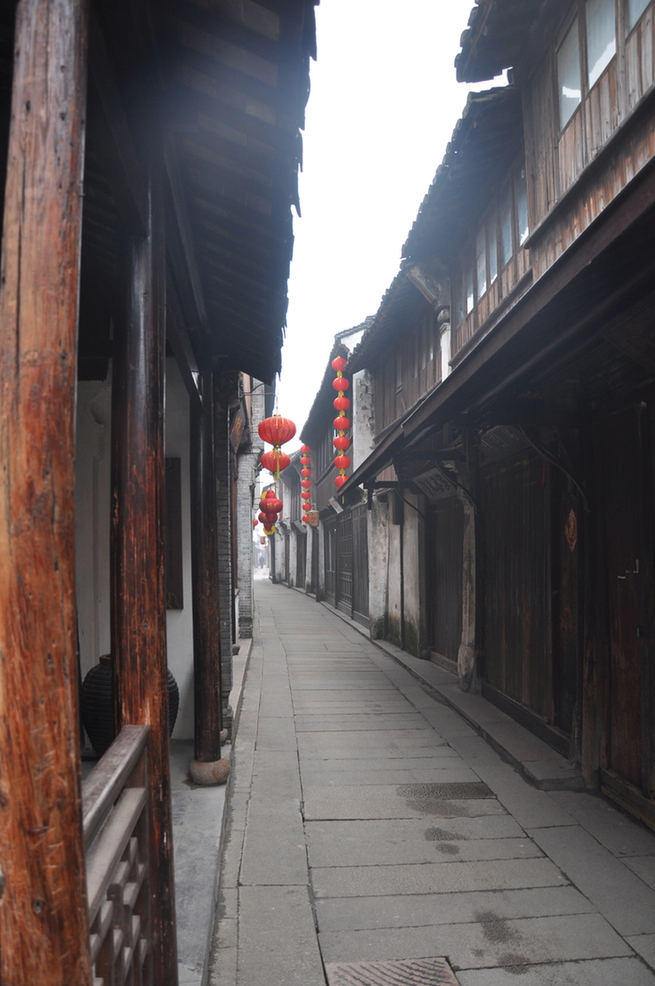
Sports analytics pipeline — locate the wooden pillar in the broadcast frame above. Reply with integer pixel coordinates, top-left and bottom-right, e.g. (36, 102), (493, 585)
(110, 166), (178, 983)
(190, 371), (225, 767)
(0, 1), (91, 982)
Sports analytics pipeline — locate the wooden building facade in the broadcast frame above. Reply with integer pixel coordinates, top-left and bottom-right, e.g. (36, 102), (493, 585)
(0, 0), (316, 982)
(344, 0), (655, 830)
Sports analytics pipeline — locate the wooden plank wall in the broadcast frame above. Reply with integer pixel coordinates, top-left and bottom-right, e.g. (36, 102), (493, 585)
(526, 3), (655, 279)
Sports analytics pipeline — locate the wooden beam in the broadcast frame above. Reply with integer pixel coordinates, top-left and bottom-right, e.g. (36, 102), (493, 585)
(0, 1), (92, 983)
(165, 139), (208, 330)
(111, 166), (179, 985)
(167, 281), (203, 417)
(87, 11), (148, 235)
(190, 372), (223, 762)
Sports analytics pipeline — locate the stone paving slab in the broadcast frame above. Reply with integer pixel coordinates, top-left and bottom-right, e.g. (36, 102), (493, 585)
(314, 885), (594, 932)
(236, 886), (325, 986)
(628, 935), (655, 969)
(299, 761), (482, 788)
(317, 912), (632, 969)
(303, 785), (507, 820)
(456, 956), (655, 986)
(294, 713), (433, 732)
(312, 857), (568, 898)
(625, 855), (655, 890)
(304, 816), (529, 866)
(297, 730), (449, 758)
(549, 790), (655, 857)
(530, 824), (655, 936)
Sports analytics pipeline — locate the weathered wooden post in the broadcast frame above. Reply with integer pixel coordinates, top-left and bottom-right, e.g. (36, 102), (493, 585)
(0, 1), (92, 982)
(110, 166), (179, 982)
(189, 371), (229, 785)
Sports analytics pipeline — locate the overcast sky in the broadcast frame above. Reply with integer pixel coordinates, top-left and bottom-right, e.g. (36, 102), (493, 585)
(275, 0), (486, 443)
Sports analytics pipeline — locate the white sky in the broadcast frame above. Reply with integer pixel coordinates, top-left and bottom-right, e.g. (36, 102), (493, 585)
(276, 0), (486, 443)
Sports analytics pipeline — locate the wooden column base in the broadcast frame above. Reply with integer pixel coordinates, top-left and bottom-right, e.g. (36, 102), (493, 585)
(189, 758), (230, 786)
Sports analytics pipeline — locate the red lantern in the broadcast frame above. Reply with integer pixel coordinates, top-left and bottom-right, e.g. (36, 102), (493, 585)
(261, 449), (291, 474)
(258, 415), (296, 446)
(332, 377), (350, 391)
(302, 502), (311, 512)
(253, 519), (258, 528)
(300, 444), (310, 453)
(331, 356), (347, 372)
(334, 454), (351, 470)
(333, 417), (351, 431)
(258, 511), (269, 524)
(271, 498), (283, 513)
(300, 456), (310, 466)
(334, 396), (350, 412)
(301, 490), (311, 500)
(333, 435), (350, 451)
(335, 475), (347, 488)
(301, 479), (311, 489)
(301, 467), (311, 478)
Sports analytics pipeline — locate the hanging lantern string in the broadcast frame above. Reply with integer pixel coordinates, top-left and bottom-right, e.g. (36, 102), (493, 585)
(331, 357), (350, 488)
(300, 444), (311, 522)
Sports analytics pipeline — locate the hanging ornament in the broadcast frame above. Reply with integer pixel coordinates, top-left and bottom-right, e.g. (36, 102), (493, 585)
(301, 490), (311, 500)
(259, 415), (295, 483)
(301, 479), (311, 490)
(332, 358), (351, 488)
(300, 455), (310, 466)
(301, 467), (311, 478)
(260, 449), (291, 475)
(258, 415), (296, 446)
(302, 502), (311, 512)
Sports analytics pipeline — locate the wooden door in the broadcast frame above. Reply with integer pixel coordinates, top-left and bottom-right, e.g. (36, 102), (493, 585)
(602, 405), (649, 789)
(352, 503), (369, 627)
(337, 511), (353, 615)
(431, 496), (464, 664)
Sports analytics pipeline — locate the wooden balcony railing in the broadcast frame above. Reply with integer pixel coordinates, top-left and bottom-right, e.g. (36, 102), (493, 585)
(82, 725), (152, 986)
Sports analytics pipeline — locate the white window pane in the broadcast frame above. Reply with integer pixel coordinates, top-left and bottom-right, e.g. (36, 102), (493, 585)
(558, 19), (581, 128)
(465, 264), (474, 314)
(476, 228), (487, 298)
(453, 275), (463, 325)
(628, 0), (650, 30)
(517, 171), (529, 245)
(587, 0), (616, 86)
(500, 185), (513, 267)
(489, 217), (498, 283)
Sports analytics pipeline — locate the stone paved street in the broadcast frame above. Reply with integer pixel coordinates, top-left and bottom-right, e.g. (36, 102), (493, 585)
(209, 581), (655, 985)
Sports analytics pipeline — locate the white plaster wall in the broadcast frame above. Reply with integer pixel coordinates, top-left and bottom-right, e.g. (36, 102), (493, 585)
(164, 358), (194, 739)
(367, 497), (389, 638)
(387, 513), (402, 647)
(76, 360), (196, 740)
(352, 369), (375, 471)
(75, 377), (112, 678)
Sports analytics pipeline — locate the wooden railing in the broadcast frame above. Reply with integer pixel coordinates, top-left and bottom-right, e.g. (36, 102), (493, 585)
(82, 725), (152, 986)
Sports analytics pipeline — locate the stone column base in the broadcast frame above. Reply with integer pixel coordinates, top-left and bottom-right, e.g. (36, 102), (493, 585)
(189, 758), (230, 786)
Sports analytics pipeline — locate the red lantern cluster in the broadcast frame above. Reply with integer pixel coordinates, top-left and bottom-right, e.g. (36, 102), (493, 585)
(258, 414), (296, 480)
(258, 488), (283, 536)
(332, 356), (350, 488)
(299, 444), (312, 522)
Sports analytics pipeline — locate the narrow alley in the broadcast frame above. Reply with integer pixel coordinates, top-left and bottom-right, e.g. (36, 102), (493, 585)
(210, 580), (655, 986)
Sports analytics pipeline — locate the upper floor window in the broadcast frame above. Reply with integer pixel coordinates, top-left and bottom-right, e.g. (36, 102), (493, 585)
(628, 0), (650, 29)
(488, 214), (498, 285)
(516, 170), (529, 245)
(587, 0), (616, 86)
(500, 184), (513, 267)
(476, 228), (487, 299)
(558, 18), (582, 128)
